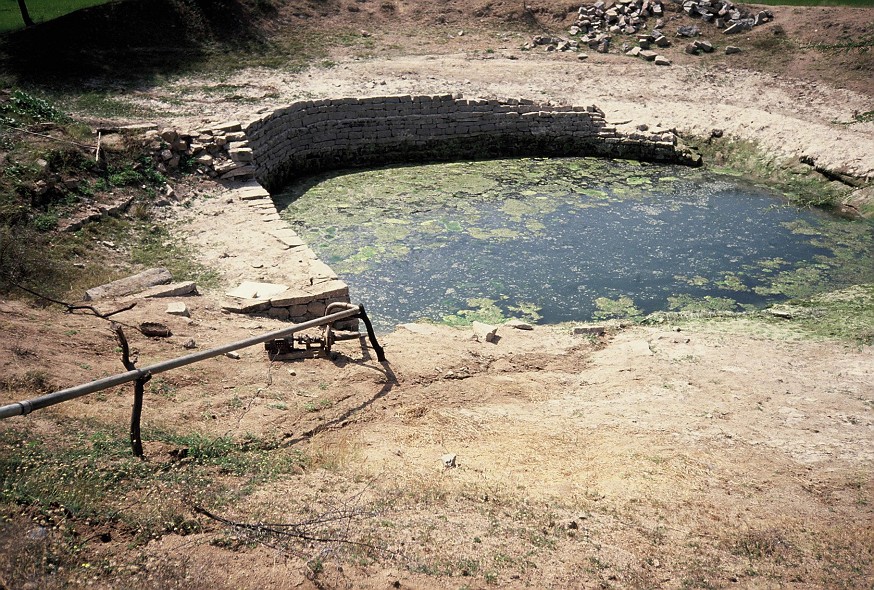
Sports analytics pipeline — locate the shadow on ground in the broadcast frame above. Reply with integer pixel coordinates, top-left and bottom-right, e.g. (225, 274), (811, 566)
(0, 0), (274, 87)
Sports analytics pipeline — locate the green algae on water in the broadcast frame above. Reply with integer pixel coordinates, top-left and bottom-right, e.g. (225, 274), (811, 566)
(274, 157), (874, 331)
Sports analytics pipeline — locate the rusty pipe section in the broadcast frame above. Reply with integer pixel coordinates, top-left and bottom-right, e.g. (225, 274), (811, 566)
(0, 305), (363, 420)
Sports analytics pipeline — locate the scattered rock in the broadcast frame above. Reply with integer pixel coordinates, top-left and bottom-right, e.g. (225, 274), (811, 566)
(564, 0), (769, 57)
(182, 339), (197, 349)
(166, 302), (190, 317)
(472, 321), (498, 343)
(676, 25), (700, 37)
(140, 322), (172, 338)
(442, 453), (457, 468)
(225, 351), (241, 360)
(654, 55), (671, 66)
(140, 281), (198, 298)
(725, 45), (742, 54)
(639, 49), (658, 61)
(505, 319), (534, 330)
(723, 21), (749, 34)
(573, 325), (607, 336)
(694, 39), (714, 53)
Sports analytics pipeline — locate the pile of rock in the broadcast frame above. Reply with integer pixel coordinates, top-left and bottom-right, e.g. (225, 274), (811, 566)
(680, 0), (773, 33)
(529, 0), (773, 57)
(572, 0), (667, 51)
(143, 121), (255, 181)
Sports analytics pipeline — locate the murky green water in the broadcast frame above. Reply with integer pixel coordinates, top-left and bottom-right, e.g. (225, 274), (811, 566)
(275, 158), (874, 332)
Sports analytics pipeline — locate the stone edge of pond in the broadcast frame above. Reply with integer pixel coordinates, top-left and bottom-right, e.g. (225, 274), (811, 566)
(216, 179), (356, 330)
(190, 96), (704, 321)
(242, 95), (702, 192)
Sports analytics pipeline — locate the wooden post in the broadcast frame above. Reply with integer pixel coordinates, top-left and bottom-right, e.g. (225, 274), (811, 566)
(113, 324), (150, 458)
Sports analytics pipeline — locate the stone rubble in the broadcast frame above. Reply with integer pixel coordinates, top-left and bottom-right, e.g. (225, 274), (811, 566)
(165, 302), (190, 317)
(142, 121), (256, 181)
(526, 0), (773, 64)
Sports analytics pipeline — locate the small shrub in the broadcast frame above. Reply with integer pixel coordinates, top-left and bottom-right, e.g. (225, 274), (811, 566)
(31, 212), (58, 232)
(0, 90), (69, 125)
(108, 168), (144, 187)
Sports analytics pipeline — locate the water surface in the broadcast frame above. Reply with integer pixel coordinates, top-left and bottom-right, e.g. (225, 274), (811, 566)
(275, 158), (873, 332)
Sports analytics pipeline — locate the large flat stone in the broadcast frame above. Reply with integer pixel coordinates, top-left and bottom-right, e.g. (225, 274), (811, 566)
(140, 281), (198, 298)
(269, 229), (305, 248)
(270, 280), (349, 307)
(269, 289), (312, 307)
(310, 279), (349, 300)
(220, 165), (257, 179)
(84, 267), (172, 301)
(221, 298), (271, 314)
(236, 185), (271, 201)
(225, 281), (289, 300)
(308, 260), (338, 281)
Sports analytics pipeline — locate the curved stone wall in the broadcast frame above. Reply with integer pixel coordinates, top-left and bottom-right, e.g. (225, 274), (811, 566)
(245, 95), (699, 191)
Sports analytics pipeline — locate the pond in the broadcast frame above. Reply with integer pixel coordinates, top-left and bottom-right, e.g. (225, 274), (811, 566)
(275, 158), (874, 333)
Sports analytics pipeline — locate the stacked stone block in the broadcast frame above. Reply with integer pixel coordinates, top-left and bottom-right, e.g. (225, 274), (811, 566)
(244, 95), (698, 191)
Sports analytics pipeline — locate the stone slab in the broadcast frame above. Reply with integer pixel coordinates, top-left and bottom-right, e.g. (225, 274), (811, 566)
(221, 298), (271, 314)
(220, 165), (257, 179)
(226, 281), (289, 300)
(269, 289), (312, 307)
(140, 281), (198, 298)
(308, 260), (338, 281)
(84, 267), (172, 301)
(269, 229), (305, 248)
(166, 302), (190, 317)
(237, 186), (271, 200)
(309, 279), (349, 301)
(270, 280), (348, 307)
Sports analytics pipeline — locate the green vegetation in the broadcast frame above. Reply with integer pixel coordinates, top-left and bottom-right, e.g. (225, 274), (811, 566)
(442, 297), (510, 327)
(692, 137), (852, 209)
(0, 423), (307, 530)
(0, 0), (115, 33)
(749, 0), (874, 6)
(0, 88), (69, 125)
(593, 296), (643, 320)
(0, 89), (218, 299)
(766, 284), (874, 345)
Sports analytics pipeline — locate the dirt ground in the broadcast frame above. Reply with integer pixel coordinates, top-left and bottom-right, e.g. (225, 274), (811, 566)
(2, 1), (873, 588)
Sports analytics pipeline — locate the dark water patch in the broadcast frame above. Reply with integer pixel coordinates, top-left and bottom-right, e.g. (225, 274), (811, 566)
(275, 158), (874, 333)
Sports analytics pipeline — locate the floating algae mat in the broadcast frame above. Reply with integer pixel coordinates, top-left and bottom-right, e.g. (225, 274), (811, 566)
(275, 158), (874, 332)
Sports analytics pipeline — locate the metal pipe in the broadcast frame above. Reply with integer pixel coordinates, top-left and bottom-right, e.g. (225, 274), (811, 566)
(0, 306), (363, 420)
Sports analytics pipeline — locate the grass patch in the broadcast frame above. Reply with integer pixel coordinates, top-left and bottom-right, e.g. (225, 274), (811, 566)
(0, 422), (307, 532)
(766, 284), (874, 345)
(66, 91), (156, 119)
(692, 137), (852, 209)
(749, 0), (874, 7)
(0, 0), (116, 33)
(0, 89), (219, 300)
